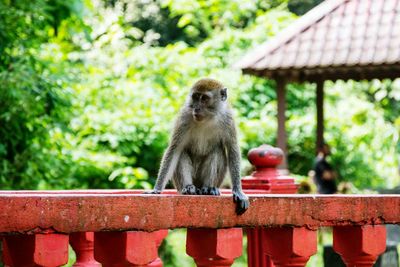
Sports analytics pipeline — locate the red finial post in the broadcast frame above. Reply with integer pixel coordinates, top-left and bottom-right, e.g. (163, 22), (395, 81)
(244, 145), (298, 267)
(242, 145), (297, 193)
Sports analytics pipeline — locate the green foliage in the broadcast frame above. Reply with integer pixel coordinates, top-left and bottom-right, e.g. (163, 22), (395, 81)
(324, 80), (398, 188)
(0, 0), (76, 189)
(159, 229), (195, 266)
(162, 0), (287, 44)
(1, 0), (399, 193)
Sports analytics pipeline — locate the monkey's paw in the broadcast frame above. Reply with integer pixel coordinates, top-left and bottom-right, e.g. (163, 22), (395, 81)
(233, 191), (249, 215)
(182, 184), (197, 195)
(144, 189), (161, 194)
(200, 186), (220, 196)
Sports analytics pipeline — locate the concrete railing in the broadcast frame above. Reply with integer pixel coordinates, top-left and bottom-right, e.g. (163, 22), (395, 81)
(1, 145), (398, 267)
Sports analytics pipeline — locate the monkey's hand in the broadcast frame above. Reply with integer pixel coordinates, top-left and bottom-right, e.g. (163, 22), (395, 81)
(232, 190), (249, 215)
(144, 189), (162, 194)
(182, 184), (197, 195)
(200, 186), (221, 196)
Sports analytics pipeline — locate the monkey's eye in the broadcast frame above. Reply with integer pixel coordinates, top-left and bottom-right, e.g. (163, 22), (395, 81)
(192, 93), (201, 101)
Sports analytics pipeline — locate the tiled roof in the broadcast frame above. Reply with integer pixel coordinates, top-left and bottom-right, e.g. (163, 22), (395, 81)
(236, 0), (400, 82)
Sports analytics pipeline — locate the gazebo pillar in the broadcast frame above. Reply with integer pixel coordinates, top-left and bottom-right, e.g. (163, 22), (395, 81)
(316, 80), (324, 151)
(276, 78), (288, 169)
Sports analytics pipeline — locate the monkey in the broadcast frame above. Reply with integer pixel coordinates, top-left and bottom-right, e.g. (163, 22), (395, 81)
(148, 78), (249, 215)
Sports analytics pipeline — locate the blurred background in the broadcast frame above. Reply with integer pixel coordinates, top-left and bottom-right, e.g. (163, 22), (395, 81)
(1, 0), (399, 192)
(1, 0), (399, 265)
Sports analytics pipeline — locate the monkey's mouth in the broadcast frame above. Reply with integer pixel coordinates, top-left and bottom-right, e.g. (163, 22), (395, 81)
(193, 113), (204, 122)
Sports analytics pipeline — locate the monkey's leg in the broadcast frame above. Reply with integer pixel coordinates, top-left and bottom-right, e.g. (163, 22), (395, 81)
(198, 147), (227, 196)
(174, 152), (197, 195)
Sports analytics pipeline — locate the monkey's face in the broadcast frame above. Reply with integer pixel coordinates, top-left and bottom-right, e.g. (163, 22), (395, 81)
(189, 89), (227, 122)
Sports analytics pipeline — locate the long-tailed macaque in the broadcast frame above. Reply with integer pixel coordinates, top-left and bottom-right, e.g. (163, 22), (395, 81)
(149, 78), (249, 214)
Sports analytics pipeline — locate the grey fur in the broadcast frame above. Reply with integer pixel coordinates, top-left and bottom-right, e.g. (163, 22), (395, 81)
(151, 79), (249, 214)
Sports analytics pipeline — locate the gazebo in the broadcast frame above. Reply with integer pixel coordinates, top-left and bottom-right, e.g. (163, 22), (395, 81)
(235, 0), (400, 168)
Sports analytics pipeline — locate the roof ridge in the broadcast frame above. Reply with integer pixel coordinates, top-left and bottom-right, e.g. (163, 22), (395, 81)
(234, 0), (349, 70)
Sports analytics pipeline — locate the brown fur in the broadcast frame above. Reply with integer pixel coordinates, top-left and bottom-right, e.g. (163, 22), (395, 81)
(191, 78), (225, 92)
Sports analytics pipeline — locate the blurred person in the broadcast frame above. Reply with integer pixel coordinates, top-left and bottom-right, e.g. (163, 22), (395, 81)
(313, 143), (337, 194)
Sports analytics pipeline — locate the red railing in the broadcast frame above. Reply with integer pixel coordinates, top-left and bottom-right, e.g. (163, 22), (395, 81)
(0, 145), (399, 267)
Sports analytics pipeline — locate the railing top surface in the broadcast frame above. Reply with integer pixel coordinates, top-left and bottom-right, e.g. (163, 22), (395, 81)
(0, 190), (399, 234)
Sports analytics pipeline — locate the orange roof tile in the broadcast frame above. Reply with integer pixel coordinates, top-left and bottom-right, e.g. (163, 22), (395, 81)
(236, 0), (400, 82)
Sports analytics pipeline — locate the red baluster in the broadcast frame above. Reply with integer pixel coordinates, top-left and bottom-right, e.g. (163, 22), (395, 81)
(3, 237), (11, 266)
(186, 228), (243, 267)
(2, 237), (11, 267)
(3, 234), (69, 267)
(148, 230), (168, 267)
(333, 225), (386, 267)
(70, 232), (100, 267)
(247, 228), (274, 267)
(94, 231), (160, 266)
(0, 238), (3, 263)
(243, 145), (298, 267)
(263, 227), (317, 267)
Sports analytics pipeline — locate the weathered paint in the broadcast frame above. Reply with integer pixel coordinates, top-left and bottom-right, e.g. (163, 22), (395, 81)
(0, 193), (399, 234)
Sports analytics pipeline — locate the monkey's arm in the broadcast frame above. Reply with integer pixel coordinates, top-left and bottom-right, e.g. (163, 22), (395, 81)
(151, 146), (178, 193)
(227, 125), (249, 215)
(149, 118), (187, 194)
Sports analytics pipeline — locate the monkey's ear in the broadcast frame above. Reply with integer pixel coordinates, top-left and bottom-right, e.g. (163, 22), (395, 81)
(220, 88), (227, 101)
